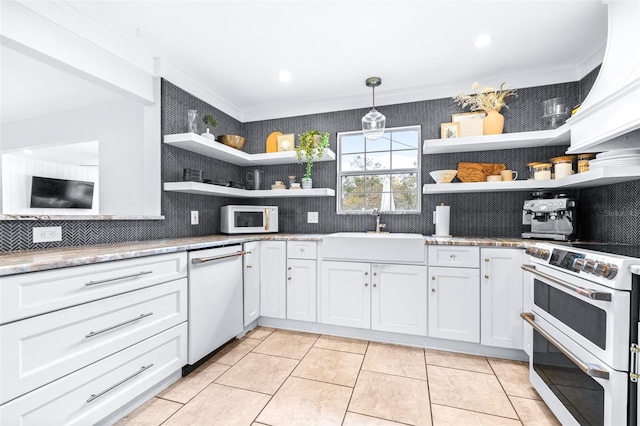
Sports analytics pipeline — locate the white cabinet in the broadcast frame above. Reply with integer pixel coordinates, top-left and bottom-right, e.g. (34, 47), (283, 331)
(260, 241), (287, 319)
(428, 266), (480, 342)
(371, 264), (427, 336)
(319, 261), (427, 336)
(319, 261), (371, 329)
(428, 246), (479, 268)
(286, 259), (317, 322)
(480, 248), (524, 350)
(243, 242), (260, 326)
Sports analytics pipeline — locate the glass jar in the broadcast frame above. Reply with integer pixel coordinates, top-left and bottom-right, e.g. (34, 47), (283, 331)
(527, 162), (543, 180)
(551, 155), (575, 179)
(577, 153), (595, 173)
(533, 163), (552, 180)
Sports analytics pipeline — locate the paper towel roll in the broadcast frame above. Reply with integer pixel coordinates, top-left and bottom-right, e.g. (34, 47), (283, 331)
(434, 205), (450, 236)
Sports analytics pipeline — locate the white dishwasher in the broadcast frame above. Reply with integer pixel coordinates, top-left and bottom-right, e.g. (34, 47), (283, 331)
(187, 245), (245, 364)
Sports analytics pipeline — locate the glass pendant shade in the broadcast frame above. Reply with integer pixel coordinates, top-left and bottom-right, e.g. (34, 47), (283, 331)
(362, 108), (386, 140)
(362, 76), (385, 140)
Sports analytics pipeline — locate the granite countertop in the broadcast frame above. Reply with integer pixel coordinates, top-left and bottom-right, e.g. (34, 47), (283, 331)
(0, 234), (532, 277)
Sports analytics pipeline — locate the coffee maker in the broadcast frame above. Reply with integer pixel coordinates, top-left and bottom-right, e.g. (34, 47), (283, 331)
(522, 192), (577, 241)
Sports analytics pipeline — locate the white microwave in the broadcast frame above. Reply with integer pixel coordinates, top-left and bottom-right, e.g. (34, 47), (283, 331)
(220, 205), (278, 234)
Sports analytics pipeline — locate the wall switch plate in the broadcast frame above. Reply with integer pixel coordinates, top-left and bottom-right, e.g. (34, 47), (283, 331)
(191, 210), (199, 225)
(33, 226), (62, 243)
(307, 212), (318, 223)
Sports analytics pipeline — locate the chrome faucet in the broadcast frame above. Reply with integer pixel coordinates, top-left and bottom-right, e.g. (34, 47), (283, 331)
(371, 208), (386, 233)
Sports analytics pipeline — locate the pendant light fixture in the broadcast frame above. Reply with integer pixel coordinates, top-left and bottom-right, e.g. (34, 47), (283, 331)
(362, 77), (386, 140)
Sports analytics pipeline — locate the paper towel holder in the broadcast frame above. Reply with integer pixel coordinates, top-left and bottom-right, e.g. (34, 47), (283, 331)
(433, 202), (452, 237)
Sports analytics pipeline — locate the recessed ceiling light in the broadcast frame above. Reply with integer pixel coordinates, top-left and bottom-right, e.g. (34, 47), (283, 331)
(474, 34), (492, 48)
(278, 71), (292, 82)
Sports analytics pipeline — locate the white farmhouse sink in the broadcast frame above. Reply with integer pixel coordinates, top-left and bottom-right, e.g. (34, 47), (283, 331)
(321, 232), (426, 263)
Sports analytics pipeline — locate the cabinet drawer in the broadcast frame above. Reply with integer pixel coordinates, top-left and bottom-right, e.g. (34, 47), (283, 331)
(0, 252), (187, 324)
(0, 323), (187, 426)
(0, 279), (187, 404)
(287, 241), (317, 260)
(428, 246), (479, 268)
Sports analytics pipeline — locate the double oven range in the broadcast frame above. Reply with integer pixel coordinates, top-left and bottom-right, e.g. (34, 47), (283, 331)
(523, 242), (640, 425)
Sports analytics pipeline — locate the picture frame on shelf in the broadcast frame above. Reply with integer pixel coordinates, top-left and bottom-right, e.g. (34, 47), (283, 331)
(277, 133), (295, 152)
(440, 122), (460, 139)
(452, 111), (486, 137)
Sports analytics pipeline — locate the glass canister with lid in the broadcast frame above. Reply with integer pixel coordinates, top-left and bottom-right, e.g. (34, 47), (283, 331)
(527, 162), (543, 180)
(578, 153), (596, 173)
(533, 163), (552, 180)
(551, 155), (575, 179)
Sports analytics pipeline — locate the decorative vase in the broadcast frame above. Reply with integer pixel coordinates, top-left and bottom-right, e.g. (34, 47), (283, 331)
(302, 177), (312, 189)
(201, 127), (216, 140)
(483, 109), (504, 135)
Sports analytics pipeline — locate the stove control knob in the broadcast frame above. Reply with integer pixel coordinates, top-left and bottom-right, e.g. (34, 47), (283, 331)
(594, 262), (618, 279)
(582, 259), (597, 274)
(572, 258), (587, 271)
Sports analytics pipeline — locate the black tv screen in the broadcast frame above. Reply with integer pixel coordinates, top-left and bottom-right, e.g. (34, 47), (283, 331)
(30, 176), (94, 209)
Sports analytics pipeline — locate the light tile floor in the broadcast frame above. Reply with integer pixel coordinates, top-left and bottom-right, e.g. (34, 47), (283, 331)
(116, 327), (560, 426)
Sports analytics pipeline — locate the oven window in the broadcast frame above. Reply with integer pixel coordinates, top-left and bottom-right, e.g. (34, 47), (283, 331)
(534, 279), (607, 350)
(234, 212), (263, 228)
(533, 330), (604, 425)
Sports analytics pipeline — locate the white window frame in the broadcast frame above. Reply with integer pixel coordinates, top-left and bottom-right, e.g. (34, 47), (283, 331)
(336, 125), (422, 214)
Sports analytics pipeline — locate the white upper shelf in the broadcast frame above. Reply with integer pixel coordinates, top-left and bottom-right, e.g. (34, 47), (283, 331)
(164, 133), (336, 166)
(422, 125), (571, 154)
(422, 166), (640, 194)
(164, 182), (335, 198)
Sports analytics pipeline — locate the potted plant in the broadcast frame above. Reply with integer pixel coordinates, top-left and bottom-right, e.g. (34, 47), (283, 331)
(295, 130), (330, 189)
(453, 82), (517, 135)
(201, 114), (219, 140)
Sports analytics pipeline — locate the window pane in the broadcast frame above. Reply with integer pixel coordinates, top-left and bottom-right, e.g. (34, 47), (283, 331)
(393, 191), (418, 210)
(391, 149), (418, 169)
(391, 130), (419, 150)
(365, 175), (385, 192)
(366, 135), (390, 152)
(341, 175), (361, 192)
(342, 192), (365, 211)
(341, 153), (366, 171)
(365, 193), (382, 210)
(391, 173), (418, 191)
(341, 134), (365, 154)
(366, 151), (390, 170)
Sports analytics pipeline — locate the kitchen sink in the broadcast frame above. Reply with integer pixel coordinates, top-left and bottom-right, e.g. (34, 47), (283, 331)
(321, 232), (426, 263)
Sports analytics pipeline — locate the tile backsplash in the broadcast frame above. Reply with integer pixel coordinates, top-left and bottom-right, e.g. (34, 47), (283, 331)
(1, 67), (638, 252)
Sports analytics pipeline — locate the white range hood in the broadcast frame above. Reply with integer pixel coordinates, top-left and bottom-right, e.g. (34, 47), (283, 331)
(567, 0), (640, 153)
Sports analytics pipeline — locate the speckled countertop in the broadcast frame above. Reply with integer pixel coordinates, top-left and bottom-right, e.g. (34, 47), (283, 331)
(0, 234), (532, 277)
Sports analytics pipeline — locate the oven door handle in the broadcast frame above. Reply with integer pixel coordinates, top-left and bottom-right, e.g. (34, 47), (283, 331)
(521, 312), (610, 380)
(521, 264), (612, 301)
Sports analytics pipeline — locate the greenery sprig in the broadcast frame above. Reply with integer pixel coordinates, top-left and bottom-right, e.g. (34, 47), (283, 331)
(454, 82), (517, 112)
(295, 130), (330, 180)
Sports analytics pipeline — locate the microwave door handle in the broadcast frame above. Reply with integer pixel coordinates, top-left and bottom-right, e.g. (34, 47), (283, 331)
(521, 312), (610, 380)
(265, 208), (269, 231)
(521, 264), (612, 301)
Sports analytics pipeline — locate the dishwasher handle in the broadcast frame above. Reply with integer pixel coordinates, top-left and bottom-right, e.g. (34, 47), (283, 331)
(191, 250), (247, 265)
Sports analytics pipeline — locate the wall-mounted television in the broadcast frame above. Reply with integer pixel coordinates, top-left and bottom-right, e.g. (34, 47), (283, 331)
(30, 176), (95, 209)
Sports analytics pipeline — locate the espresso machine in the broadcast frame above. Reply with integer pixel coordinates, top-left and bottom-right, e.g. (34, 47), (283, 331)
(522, 192), (577, 241)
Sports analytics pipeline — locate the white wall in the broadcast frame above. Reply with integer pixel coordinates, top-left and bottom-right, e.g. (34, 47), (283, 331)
(2, 155), (99, 215)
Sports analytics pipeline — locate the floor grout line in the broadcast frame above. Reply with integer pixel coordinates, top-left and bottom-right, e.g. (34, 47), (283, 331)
(340, 340), (369, 426)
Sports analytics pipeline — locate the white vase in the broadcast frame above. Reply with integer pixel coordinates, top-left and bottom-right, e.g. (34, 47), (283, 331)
(302, 177), (312, 189)
(201, 128), (216, 140)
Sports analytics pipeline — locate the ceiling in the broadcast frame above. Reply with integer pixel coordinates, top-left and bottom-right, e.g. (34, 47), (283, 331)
(2, 1), (608, 124)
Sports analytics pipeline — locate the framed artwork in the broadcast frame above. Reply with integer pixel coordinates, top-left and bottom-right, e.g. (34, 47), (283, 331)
(440, 122), (460, 139)
(276, 133), (295, 151)
(452, 111), (486, 137)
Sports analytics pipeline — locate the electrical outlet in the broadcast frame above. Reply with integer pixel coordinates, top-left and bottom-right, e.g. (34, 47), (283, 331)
(307, 212), (318, 223)
(33, 226), (62, 243)
(191, 210), (199, 225)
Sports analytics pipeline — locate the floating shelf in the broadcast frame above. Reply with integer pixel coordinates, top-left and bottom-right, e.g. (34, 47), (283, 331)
(422, 166), (640, 194)
(164, 182), (335, 198)
(423, 125), (571, 154)
(164, 133), (335, 166)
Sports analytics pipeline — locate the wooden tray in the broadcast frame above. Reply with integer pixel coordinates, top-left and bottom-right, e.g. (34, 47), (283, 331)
(457, 162), (507, 182)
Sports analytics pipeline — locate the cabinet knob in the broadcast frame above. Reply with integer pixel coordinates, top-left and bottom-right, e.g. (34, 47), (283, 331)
(431, 276), (436, 280)
(288, 277), (292, 280)
(484, 274), (489, 279)
(450, 254), (456, 260)
(431, 288), (436, 293)
(246, 265), (252, 269)
(484, 258), (489, 262)
(288, 267), (292, 270)
(364, 272), (369, 276)
(364, 283), (369, 287)
(373, 272), (377, 276)
(373, 283), (377, 288)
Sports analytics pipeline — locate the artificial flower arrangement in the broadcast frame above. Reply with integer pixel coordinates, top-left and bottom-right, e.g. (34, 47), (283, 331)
(454, 82), (517, 112)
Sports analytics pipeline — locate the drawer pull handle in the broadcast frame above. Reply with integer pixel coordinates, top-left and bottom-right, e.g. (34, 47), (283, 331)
(85, 312), (153, 338)
(85, 270), (153, 287)
(192, 250), (247, 264)
(246, 265), (252, 269)
(87, 364), (154, 403)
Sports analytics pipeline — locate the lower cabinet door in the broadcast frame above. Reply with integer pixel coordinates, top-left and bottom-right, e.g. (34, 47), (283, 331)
(243, 242), (261, 326)
(371, 264), (427, 336)
(428, 266), (480, 343)
(286, 259), (317, 322)
(319, 261), (370, 329)
(0, 323), (187, 426)
(260, 241), (287, 319)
